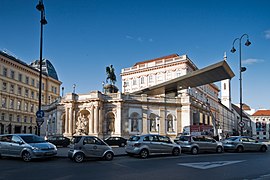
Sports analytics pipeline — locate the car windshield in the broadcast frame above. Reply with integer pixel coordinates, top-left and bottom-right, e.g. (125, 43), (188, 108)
(71, 136), (82, 144)
(128, 136), (140, 141)
(20, 135), (46, 143)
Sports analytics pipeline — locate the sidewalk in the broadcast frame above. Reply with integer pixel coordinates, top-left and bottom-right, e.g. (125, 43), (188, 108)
(56, 146), (127, 158)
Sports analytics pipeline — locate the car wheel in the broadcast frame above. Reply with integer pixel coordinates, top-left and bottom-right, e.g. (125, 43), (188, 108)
(22, 151), (32, 162)
(119, 142), (125, 147)
(191, 147), (198, 155)
(73, 153), (84, 163)
(140, 149), (149, 159)
(104, 152), (114, 161)
(260, 146), (267, 152)
(216, 146), (223, 153)
(172, 148), (180, 156)
(237, 146), (244, 153)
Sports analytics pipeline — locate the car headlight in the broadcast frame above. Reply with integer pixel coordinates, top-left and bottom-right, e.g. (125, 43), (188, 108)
(32, 147), (40, 151)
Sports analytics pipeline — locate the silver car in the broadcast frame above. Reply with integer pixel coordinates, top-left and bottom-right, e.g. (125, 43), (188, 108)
(125, 134), (181, 158)
(174, 135), (223, 155)
(0, 134), (57, 162)
(68, 135), (114, 163)
(222, 136), (268, 152)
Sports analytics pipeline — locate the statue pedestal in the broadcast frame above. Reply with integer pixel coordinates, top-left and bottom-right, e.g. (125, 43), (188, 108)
(103, 84), (119, 94)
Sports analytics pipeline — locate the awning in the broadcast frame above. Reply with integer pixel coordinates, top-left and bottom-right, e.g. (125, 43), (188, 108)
(131, 60), (235, 95)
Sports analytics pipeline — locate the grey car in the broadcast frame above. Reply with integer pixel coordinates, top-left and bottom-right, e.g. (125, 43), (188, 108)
(222, 136), (268, 152)
(174, 135), (223, 155)
(68, 135), (114, 163)
(125, 134), (181, 158)
(0, 134), (57, 162)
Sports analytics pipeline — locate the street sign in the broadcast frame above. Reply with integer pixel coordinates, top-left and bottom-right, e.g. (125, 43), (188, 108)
(238, 121), (245, 128)
(36, 117), (44, 126)
(36, 110), (45, 118)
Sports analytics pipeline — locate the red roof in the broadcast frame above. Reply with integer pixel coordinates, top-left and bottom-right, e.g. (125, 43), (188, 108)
(133, 54), (179, 66)
(252, 110), (270, 116)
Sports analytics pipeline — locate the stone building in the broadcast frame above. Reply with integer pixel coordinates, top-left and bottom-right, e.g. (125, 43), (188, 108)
(0, 50), (61, 135)
(51, 54), (235, 139)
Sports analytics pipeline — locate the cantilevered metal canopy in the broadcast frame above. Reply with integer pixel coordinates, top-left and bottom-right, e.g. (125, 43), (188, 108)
(131, 60), (235, 95)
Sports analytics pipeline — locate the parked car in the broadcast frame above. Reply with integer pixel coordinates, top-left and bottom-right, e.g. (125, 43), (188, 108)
(104, 136), (127, 147)
(222, 136), (268, 152)
(174, 135), (223, 155)
(125, 134), (181, 158)
(0, 134), (57, 162)
(68, 135), (114, 163)
(46, 136), (70, 147)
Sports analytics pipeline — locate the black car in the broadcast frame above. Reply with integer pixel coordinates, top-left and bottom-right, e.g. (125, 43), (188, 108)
(104, 137), (127, 147)
(46, 136), (70, 147)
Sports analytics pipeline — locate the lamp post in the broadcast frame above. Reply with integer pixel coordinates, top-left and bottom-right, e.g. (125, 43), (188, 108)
(231, 34), (251, 136)
(36, 0), (47, 136)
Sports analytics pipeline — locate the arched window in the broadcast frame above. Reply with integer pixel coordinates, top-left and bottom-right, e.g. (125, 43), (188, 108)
(167, 114), (174, 132)
(149, 113), (158, 132)
(130, 112), (140, 132)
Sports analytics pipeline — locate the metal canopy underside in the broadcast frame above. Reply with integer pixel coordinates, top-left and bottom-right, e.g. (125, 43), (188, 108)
(131, 60), (235, 95)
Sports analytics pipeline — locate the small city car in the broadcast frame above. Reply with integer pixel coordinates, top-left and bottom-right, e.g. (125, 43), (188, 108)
(174, 135), (223, 155)
(46, 136), (70, 147)
(104, 136), (127, 147)
(68, 135), (114, 163)
(125, 134), (181, 158)
(0, 134), (57, 162)
(222, 136), (268, 152)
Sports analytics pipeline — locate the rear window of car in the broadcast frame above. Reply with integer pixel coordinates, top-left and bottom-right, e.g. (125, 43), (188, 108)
(71, 136), (82, 144)
(128, 136), (140, 141)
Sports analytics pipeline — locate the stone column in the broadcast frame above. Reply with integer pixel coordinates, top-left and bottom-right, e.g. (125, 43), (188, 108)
(142, 106), (148, 134)
(68, 107), (72, 135)
(159, 108), (165, 135)
(94, 106), (99, 134)
(114, 103), (121, 136)
(89, 106), (94, 134)
(64, 107), (69, 134)
(99, 107), (104, 136)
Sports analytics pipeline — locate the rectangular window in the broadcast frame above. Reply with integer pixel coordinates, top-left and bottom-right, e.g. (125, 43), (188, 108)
(31, 91), (35, 99)
(25, 76), (29, 84)
(17, 115), (20, 122)
(31, 78), (35, 86)
(10, 84), (14, 94)
(3, 67), (7, 77)
(17, 100), (21, 110)
(9, 114), (13, 121)
(18, 73), (22, 82)
(149, 75), (153, 83)
(42, 83), (45, 90)
(30, 104), (34, 113)
(24, 116), (27, 123)
(9, 99), (14, 109)
(2, 82), (7, 91)
(1, 113), (5, 121)
(1, 97), (7, 108)
(10, 70), (15, 79)
(18, 86), (22, 95)
(140, 77), (144, 84)
(25, 89), (29, 97)
(133, 79), (137, 85)
(24, 102), (28, 112)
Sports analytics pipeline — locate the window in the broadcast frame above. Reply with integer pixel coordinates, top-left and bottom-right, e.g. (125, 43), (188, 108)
(31, 91), (34, 99)
(25, 76), (29, 84)
(24, 116), (27, 123)
(17, 115), (20, 122)
(30, 104), (34, 112)
(10, 84), (14, 93)
(1, 97), (7, 108)
(18, 86), (22, 95)
(1, 113), (5, 121)
(24, 102), (28, 112)
(149, 75), (153, 83)
(25, 89), (29, 97)
(18, 73), (22, 82)
(31, 78), (35, 86)
(140, 77), (145, 84)
(17, 100), (21, 110)
(42, 83), (45, 90)
(2, 82), (7, 91)
(3, 67), (7, 77)
(9, 99), (14, 109)
(133, 78), (137, 85)
(9, 114), (13, 121)
(10, 70), (15, 79)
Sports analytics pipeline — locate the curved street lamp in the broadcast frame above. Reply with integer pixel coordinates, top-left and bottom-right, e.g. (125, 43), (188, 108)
(231, 34), (251, 136)
(36, 0), (47, 136)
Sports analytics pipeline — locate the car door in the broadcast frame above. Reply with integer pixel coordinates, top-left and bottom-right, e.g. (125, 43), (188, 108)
(240, 137), (251, 150)
(204, 136), (217, 151)
(247, 137), (260, 151)
(159, 136), (173, 153)
(0, 135), (12, 155)
(82, 137), (97, 157)
(148, 135), (161, 154)
(9, 135), (24, 156)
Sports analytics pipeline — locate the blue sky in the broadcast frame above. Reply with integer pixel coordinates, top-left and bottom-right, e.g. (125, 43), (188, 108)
(1, 0), (270, 110)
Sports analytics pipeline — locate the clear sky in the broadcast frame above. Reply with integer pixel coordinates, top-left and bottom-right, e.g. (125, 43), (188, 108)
(1, 0), (270, 110)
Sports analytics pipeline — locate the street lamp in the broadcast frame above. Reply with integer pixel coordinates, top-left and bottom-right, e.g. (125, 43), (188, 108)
(230, 34), (251, 136)
(36, 0), (47, 136)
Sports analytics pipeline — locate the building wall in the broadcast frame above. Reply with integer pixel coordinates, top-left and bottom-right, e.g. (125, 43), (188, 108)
(0, 51), (61, 135)
(252, 115), (270, 140)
